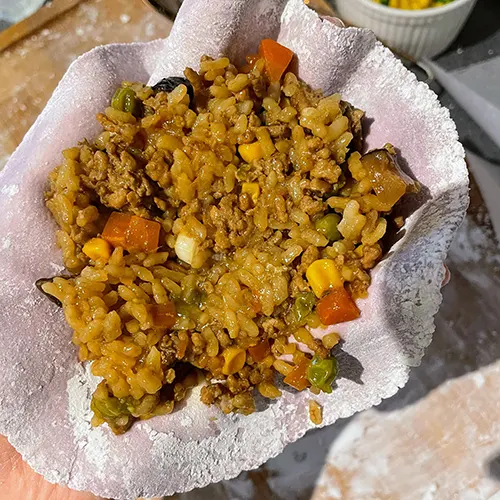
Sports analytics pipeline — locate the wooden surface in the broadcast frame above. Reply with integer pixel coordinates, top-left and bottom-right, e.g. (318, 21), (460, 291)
(0, 0), (172, 169)
(1, 1), (499, 499)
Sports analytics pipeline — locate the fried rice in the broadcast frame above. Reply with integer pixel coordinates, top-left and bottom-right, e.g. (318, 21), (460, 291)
(40, 42), (415, 433)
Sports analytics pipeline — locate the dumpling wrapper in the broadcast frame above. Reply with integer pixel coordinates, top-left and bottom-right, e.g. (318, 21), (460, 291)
(0, 0), (468, 498)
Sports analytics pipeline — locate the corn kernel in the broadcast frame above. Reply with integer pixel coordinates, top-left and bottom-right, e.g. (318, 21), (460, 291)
(239, 142), (264, 163)
(306, 259), (343, 298)
(222, 347), (246, 375)
(242, 182), (260, 205)
(83, 238), (112, 261)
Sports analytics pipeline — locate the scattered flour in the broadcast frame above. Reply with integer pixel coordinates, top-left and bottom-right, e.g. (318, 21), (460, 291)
(1, 184), (19, 197)
(66, 363), (110, 480)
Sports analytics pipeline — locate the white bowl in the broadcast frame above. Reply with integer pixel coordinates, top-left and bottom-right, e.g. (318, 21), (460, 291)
(335, 0), (478, 60)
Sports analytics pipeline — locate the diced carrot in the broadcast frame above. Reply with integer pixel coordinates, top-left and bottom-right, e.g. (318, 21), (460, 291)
(316, 287), (360, 326)
(126, 215), (161, 253)
(148, 301), (177, 329)
(102, 212), (161, 253)
(248, 340), (270, 362)
(102, 212), (132, 248)
(283, 359), (310, 391)
(258, 39), (294, 82)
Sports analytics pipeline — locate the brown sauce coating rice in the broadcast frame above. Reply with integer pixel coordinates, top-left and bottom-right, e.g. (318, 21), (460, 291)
(41, 52), (415, 434)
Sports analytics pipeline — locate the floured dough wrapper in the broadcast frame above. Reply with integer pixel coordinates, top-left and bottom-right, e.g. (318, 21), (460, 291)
(0, 0), (467, 498)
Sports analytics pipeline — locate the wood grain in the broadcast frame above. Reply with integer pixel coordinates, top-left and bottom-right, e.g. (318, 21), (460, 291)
(0, 0), (172, 169)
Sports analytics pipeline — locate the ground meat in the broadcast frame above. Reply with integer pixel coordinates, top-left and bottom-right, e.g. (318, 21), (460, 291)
(158, 336), (177, 369)
(310, 159), (342, 184)
(226, 391), (255, 415)
(96, 113), (138, 144)
(312, 340), (330, 359)
(290, 85), (322, 113)
(251, 76), (267, 99)
(299, 195), (325, 216)
(273, 194), (288, 223)
(289, 271), (311, 296)
(249, 368), (263, 385)
(261, 318), (286, 338)
(145, 150), (173, 189)
(237, 129), (256, 144)
(229, 224), (254, 247)
(212, 326), (231, 349)
(362, 244), (383, 269)
(238, 193), (252, 211)
(219, 195), (242, 232)
(79, 148), (157, 216)
(348, 275), (371, 299)
(226, 374), (251, 394)
(299, 246), (320, 273)
(248, 112), (262, 129)
(308, 178), (332, 196)
(213, 228), (231, 251)
(206, 194), (255, 251)
(200, 383), (224, 405)
(267, 123), (290, 138)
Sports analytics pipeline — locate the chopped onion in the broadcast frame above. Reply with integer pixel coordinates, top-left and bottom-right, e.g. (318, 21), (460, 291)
(175, 233), (198, 265)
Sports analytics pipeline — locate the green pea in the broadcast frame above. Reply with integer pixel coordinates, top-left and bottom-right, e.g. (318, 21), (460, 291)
(182, 287), (206, 307)
(91, 395), (129, 419)
(315, 213), (342, 242)
(306, 355), (338, 393)
(175, 298), (204, 322)
(295, 292), (316, 321)
(287, 292), (316, 326)
(111, 87), (140, 116)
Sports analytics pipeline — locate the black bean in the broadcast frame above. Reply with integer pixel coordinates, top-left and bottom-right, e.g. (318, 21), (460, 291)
(35, 278), (62, 307)
(152, 77), (194, 104)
